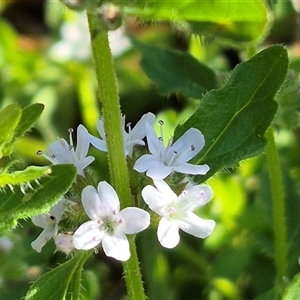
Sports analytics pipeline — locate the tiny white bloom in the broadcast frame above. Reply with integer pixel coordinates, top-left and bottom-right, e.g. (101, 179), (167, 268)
(38, 125), (94, 176)
(141, 180), (215, 249)
(31, 199), (66, 253)
(89, 112), (155, 157)
(134, 122), (209, 180)
(54, 233), (74, 255)
(73, 181), (150, 261)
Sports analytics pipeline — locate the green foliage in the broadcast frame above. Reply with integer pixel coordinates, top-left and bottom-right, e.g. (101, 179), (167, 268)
(0, 164), (76, 231)
(282, 272), (300, 299)
(174, 45), (288, 183)
(0, 103), (44, 159)
(25, 252), (90, 300)
(122, 0), (267, 41)
(132, 39), (217, 97)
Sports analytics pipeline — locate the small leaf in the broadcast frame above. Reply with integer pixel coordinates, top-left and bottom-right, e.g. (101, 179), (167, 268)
(0, 164), (76, 231)
(0, 104), (22, 158)
(25, 252), (90, 300)
(14, 103), (44, 139)
(174, 45), (288, 183)
(282, 272), (300, 300)
(132, 39), (217, 97)
(0, 165), (50, 189)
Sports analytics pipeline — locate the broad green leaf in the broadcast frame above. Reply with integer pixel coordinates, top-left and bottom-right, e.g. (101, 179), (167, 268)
(282, 272), (300, 300)
(14, 103), (44, 139)
(122, 0), (267, 42)
(25, 252), (90, 300)
(174, 45), (288, 183)
(0, 164), (76, 231)
(0, 104), (22, 158)
(132, 39), (217, 97)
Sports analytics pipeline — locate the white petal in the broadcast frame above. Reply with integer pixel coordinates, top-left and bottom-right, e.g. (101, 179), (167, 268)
(142, 185), (172, 214)
(171, 128), (205, 164)
(146, 163), (173, 180)
(172, 163), (209, 175)
(134, 154), (157, 172)
(129, 112), (156, 141)
(76, 156), (95, 176)
(89, 135), (107, 152)
(82, 186), (103, 220)
(179, 212), (215, 239)
(178, 184), (213, 211)
(118, 207), (150, 234)
(73, 221), (104, 250)
(50, 198), (66, 222)
(76, 125), (90, 159)
(145, 122), (162, 156)
(157, 218), (180, 249)
(31, 225), (56, 252)
(102, 233), (130, 261)
(46, 139), (70, 163)
(96, 118), (106, 140)
(153, 180), (178, 200)
(97, 181), (120, 213)
(32, 215), (49, 228)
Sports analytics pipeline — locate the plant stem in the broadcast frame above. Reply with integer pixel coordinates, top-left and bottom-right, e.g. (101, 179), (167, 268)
(265, 127), (287, 294)
(87, 12), (146, 300)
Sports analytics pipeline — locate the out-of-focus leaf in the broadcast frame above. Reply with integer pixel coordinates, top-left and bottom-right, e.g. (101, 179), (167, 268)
(14, 103), (44, 139)
(132, 39), (217, 97)
(122, 0), (267, 42)
(0, 104), (22, 158)
(174, 45), (288, 183)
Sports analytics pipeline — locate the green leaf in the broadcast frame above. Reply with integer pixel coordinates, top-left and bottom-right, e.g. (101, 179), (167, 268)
(282, 272), (300, 300)
(174, 45), (288, 183)
(0, 164), (76, 231)
(274, 70), (300, 128)
(25, 252), (90, 300)
(0, 104), (22, 158)
(0, 165), (50, 189)
(122, 0), (267, 42)
(14, 103), (44, 139)
(132, 39), (217, 97)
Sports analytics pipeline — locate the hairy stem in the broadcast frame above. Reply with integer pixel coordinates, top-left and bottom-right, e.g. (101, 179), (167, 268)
(87, 12), (146, 300)
(266, 127), (287, 294)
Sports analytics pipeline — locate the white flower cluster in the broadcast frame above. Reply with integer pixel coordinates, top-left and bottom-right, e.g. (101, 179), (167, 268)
(32, 113), (215, 261)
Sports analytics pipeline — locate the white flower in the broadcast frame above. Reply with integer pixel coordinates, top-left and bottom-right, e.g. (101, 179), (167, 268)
(73, 181), (150, 261)
(134, 122), (209, 180)
(89, 112), (155, 157)
(141, 180), (215, 249)
(31, 199), (66, 252)
(38, 125), (94, 177)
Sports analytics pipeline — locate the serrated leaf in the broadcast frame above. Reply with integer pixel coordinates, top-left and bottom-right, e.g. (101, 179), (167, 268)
(282, 272), (300, 300)
(25, 252), (90, 300)
(14, 103), (44, 139)
(174, 45), (288, 183)
(0, 103), (22, 158)
(132, 39), (217, 97)
(123, 0), (267, 42)
(0, 164), (76, 231)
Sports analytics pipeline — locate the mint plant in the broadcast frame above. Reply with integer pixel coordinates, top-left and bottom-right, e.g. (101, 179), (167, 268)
(1, 1), (300, 299)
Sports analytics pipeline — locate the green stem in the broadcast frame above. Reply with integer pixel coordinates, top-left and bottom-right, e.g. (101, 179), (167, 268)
(265, 127), (287, 294)
(87, 12), (146, 300)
